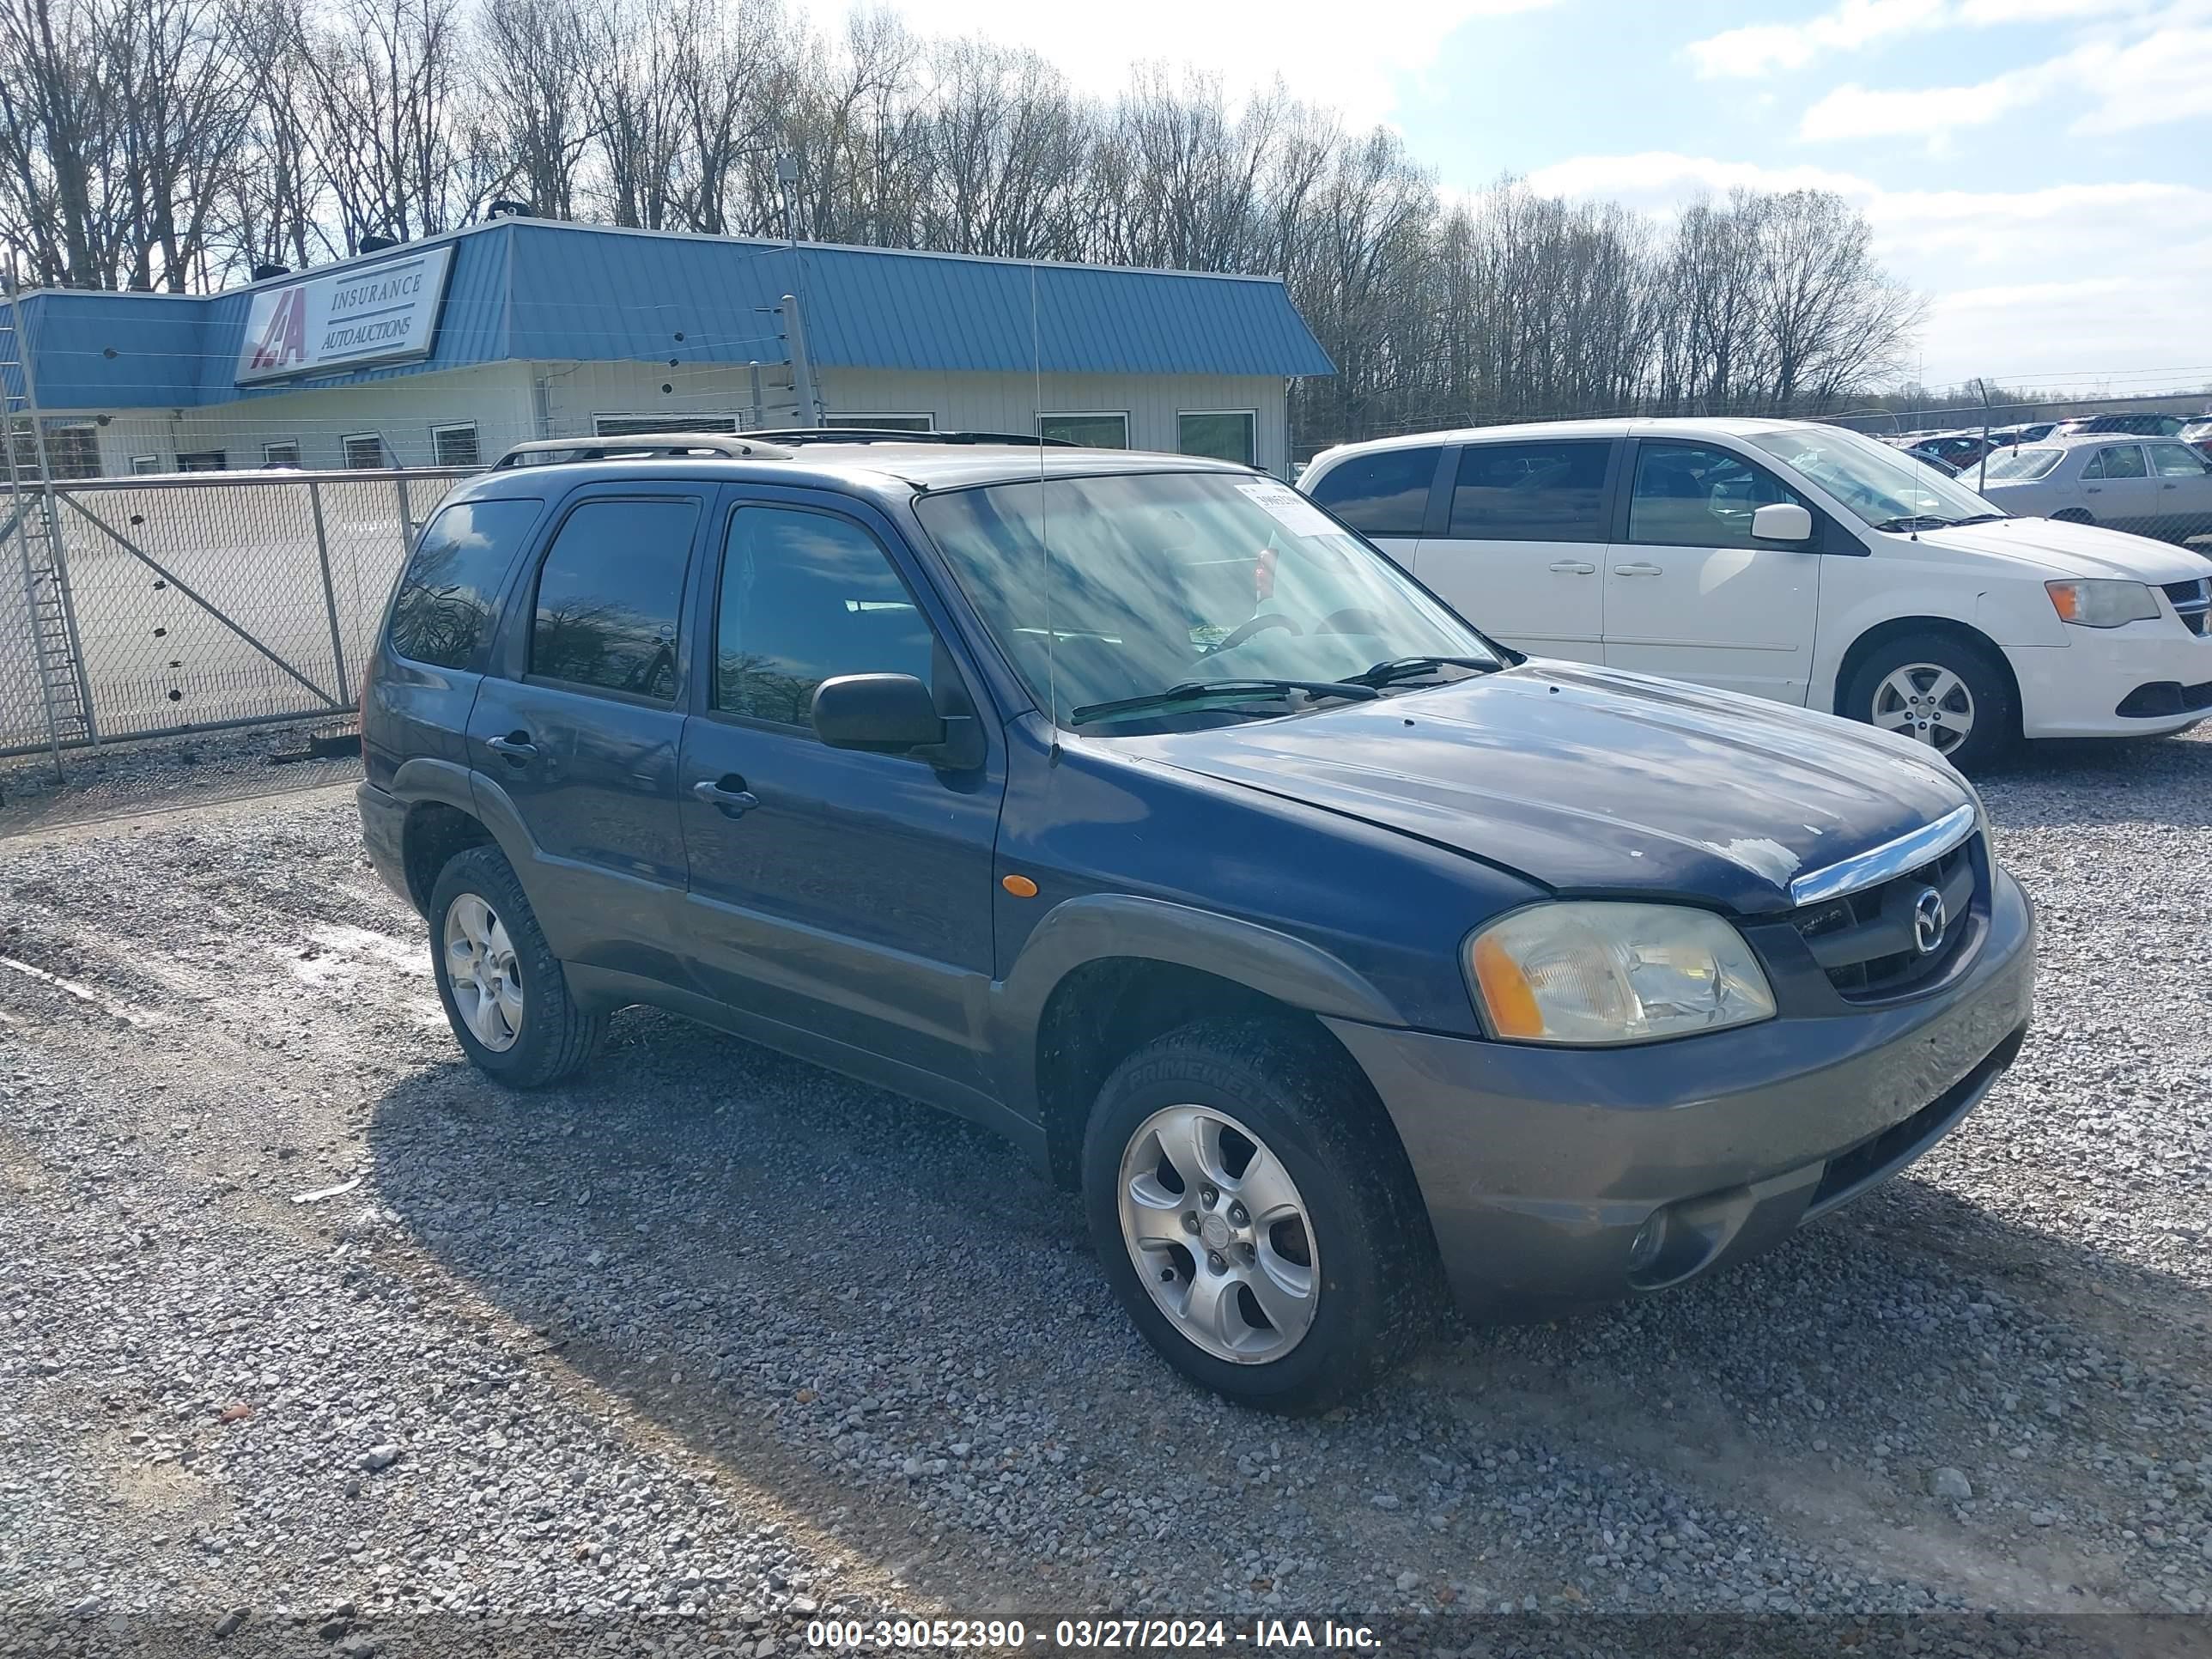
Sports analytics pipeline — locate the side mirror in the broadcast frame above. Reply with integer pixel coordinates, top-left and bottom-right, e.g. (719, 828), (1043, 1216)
(811, 673), (946, 753)
(1753, 502), (1814, 543)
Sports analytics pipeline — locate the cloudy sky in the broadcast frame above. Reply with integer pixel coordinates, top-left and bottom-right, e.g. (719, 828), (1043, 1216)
(890, 0), (2211, 392)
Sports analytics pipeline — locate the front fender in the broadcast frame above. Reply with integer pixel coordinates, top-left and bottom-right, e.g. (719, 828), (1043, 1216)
(984, 891), (1409, 1121)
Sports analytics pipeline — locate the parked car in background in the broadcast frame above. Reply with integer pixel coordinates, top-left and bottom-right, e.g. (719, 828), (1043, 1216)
(1976, 435), (2212, 544)
(2049, 414), (2188, 441)
(356, 431), (2038, 1411)
(1302, 418), (2212, 768)
(2180, 417), (2212, 460)
(1907, 432), (1995, 473)
(1988, 422), (2056, 447)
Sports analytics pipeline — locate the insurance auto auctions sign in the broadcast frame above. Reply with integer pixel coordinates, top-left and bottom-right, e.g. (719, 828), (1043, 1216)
(234, 245), (454, 385)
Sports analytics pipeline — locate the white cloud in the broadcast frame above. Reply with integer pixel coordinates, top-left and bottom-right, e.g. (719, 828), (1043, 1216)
(1522, 151), (2212, 385)
(2066, 24), (2212, 132)
(1798, 64), (2058, 143)
(1686, 0), (2154, 80)
(877, 0), (1559, 125)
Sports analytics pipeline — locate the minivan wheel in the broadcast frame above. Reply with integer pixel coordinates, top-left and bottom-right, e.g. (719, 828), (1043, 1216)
(428, 847), (605, 1087)
(1082, 1018), (1438, 1413)
(1844, 631), (2014, 770)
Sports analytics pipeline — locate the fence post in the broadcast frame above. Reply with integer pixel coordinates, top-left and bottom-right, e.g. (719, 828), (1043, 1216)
(307, 480), (349, 706)
(8, 493), (66, 781)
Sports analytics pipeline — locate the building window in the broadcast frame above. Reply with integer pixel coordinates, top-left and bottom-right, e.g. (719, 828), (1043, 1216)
(1177, 410), (1256, 467)
(824, 413), (934, 433)
(262, 441), (302, 468)
(431, 422), (481, 467)
(592, 414), (738, 437)
(1039, 412), (1127, 449)
(343, 433), (386, 470)
(175, 450), (228, 472)
(129, 454), (161, 475)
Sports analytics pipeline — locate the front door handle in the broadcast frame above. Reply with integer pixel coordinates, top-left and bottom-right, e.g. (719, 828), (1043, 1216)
(692, 776), (761, 817)
(1547, 559), (1597, 574)
(486, 732), (537, 762)
(1612, 562), (1665, 577)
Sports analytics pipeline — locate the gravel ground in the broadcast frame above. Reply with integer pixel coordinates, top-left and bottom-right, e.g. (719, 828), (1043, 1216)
(2, 732), (2209, 1656)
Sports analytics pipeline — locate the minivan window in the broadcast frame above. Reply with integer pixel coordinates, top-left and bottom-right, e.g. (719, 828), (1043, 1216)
(1305, 446), (1439, 538)
(529, 498), (698, 700)
(2085, 445), (2146, 480)
(1626, 442), (1808, 549)
(714, 506), (935, 726)
(386, 498), (542, 670)
(1447, 441), (1609, 542)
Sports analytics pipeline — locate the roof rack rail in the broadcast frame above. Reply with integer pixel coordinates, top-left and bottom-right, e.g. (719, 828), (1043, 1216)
(489, 434), (794, 469)
(741, 428), (1077, 447)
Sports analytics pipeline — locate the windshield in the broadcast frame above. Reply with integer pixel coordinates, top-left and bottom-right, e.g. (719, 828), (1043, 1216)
(915, 470), (1498, 726)
(1742, 425), (1999, 526)
(1978, 446), (2064, 482)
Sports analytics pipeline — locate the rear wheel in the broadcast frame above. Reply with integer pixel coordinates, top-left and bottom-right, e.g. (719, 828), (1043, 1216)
(428, 846), (605, 1087)
(1843, 630), (2014, 770)
(1081, 1018), (1438, 1413)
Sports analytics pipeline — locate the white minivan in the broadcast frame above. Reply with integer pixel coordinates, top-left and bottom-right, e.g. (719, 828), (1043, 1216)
(1300, 418), (2212, 768)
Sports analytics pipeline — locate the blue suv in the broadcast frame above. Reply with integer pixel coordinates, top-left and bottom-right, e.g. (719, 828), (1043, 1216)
(358, 432), (2035, 1412)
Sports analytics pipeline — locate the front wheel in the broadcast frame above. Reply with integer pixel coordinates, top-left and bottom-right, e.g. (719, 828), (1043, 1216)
(1842, 631), (2015, 770)
(1081, 1019), (1439, 1413)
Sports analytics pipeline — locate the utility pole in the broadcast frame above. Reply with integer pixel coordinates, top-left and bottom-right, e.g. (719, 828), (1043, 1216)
(781, 295), (820, 429)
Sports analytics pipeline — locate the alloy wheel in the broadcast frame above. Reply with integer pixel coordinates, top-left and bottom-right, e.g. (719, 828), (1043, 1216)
(443, 891), (524, 1052)
(1871, 662), (1975, 755)
(1117, 1104), (1319, 1364)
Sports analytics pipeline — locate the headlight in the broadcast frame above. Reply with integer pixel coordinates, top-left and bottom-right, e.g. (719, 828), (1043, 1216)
(2045, 579), (2158, 628)
(1467, 902), (1775, 1046)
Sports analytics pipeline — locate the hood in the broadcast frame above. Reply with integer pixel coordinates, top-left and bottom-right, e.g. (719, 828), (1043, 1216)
(1914, 514), (2209, 582)
(1121, 663), (1973, 915)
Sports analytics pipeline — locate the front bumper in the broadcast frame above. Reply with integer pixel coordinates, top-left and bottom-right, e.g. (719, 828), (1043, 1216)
(2008, 629), (2212, 738)
(1326, 867), (2036, 1315)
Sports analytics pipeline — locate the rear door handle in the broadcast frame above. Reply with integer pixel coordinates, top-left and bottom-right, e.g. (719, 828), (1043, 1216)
(1612, 562), (1665, 577)
(486, 733), (537, 761)
(1547, 560), (1597, 574)
(692, 776), (760, 817)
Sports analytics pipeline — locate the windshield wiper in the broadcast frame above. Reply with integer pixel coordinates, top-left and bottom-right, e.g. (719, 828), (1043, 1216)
(1069, 678), (1379, 726)
(1872, 514), (1951, 532)
(1946, 512), (2009, 526)
(1350, 654), (1501, 689)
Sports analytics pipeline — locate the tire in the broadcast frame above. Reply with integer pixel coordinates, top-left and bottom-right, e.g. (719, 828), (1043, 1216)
(1842, 629), (2015, 771)
(428, 846), (605, 1088)
(1081, 1017), (1440, 1413)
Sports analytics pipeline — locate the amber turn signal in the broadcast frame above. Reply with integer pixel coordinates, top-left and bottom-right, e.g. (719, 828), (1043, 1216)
(1001, 874), (1039, 898)
(1469, 932), (1544, 1038)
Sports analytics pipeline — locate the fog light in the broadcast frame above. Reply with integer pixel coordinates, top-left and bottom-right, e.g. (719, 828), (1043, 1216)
(1626, 1210), (1668, 1273)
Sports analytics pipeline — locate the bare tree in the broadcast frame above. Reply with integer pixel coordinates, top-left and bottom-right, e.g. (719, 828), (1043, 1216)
(477, 0), (593, 219)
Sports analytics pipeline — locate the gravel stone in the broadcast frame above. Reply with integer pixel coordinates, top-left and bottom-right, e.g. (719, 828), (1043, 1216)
(1929, 1468), (1974, 1502)
(2, 730), (2210, 1636)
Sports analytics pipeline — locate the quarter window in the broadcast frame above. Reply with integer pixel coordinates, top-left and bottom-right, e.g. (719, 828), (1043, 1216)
(530, 498), (698, 700)
(714, 506), (935, 726)
(2084, 445), (2147, 479)
(387, 499), (543, 670)
(1447, 441), (1611, 542)
(1304, 446), (1440, 538)
(1627, 442), (1808, 549)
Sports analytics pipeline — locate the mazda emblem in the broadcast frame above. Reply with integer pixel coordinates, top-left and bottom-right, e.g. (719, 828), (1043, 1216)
(1911, 886), (1947, 955)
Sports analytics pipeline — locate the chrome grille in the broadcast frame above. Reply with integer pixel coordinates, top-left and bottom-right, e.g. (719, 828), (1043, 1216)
(1788, 836), (1979, 1000)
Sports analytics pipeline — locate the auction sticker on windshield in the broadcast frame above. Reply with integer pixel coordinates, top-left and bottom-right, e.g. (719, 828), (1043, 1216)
(1237, 481), (1344, 539)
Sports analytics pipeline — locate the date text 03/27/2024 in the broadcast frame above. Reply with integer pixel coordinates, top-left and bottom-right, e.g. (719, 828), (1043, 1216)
(803, 1619), (1383, 1650)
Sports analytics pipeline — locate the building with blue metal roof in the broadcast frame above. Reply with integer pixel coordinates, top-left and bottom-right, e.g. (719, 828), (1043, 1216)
(2, 217), (1333, 479)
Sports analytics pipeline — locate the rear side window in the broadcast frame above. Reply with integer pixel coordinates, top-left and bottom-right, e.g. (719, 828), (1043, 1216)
(387, 498), (542, 670)
(714, 506), (935, 726)
(2084, 445), (2146, 480)
(530, 498), (699, 700)
(1447, 441), (1610, 542)
(1306, 446), (1438, 538)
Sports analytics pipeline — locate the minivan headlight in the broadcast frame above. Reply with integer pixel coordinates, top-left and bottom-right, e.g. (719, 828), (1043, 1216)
(2045, 579), (2158, 628)
(1467, 902), (1775, 1046)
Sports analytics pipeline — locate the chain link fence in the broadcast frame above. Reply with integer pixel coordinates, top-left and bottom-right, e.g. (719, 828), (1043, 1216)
(0, 467), (472, 832)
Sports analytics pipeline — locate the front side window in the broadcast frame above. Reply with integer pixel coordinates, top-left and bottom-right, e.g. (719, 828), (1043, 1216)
(530, 498), (697, 699)
(1627, 442), (1808, 549)
(1304, 445), (1439, 538)
(1040, 412), (1128, 449)
(2149, 443), (2209, 477)
(2086, 445), (2146, 480)
(387, 498), (542, 670)
(1980, 446), (2063, 482)
(915, 470), (1494, 725)
(1178, 411), (1256, 467)
(714, 506), (934, 726)
(1448, 441), (1610, 543)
